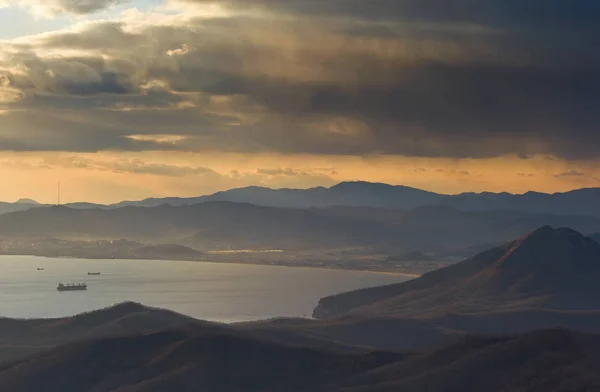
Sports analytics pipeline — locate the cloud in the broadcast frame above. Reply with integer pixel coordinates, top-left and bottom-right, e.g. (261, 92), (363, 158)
(41, 156), (216, 177)
(1, 0), (128, 16)
(256, 167), (306, 176)
(432, 168), (471, 176)
(15, 154), (339, 191)
(180, 0), (600, 37)
(552, 170), (586, 178)
(0, 0), (598, 160)
(256, 165), (337, 178)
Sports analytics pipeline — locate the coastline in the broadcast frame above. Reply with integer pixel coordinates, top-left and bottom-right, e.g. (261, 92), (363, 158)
(0, 252), (422, 278)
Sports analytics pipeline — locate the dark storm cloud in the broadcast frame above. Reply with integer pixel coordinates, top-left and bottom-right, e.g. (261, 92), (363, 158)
(2, 50), (136, 97)
(0, 0), (599, 159)
(188, 0), (600, 29)
(10, 0), (128, 15)
(58, 71), (130, 95)
(53, 0), (126, 14)
(0, 109), (167, 152)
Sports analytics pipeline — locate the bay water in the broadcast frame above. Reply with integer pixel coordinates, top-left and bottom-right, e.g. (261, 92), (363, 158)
(0, 255), (409, 322)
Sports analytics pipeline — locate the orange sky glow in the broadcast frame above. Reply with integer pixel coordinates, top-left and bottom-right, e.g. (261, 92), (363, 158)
(1, 151), (599, 204)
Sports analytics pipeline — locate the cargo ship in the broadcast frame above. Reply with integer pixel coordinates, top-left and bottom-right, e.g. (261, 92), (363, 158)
(57, 282), (87, 291)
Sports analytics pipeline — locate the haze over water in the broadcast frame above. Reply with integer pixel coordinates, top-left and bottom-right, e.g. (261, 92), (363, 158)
(0, 256), (407, 322)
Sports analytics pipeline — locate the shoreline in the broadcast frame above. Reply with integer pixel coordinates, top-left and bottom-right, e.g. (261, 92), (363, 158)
(0, 252), (421, 278)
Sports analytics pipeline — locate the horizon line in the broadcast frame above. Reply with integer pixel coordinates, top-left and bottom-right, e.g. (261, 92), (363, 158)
(3, 180), (599, 206)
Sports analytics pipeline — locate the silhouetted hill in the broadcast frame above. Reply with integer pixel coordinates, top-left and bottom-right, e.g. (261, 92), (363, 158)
(314, 226), (600, 318)
(590, 233), (600, 244)
(110, 182), (600, 216)
(0, 202), (41, 216)
(1, 328), (599, 392)
(0, 302), (202, 345)
(0, 302), (211, 365)
(447, 187), (600, 216)
(64, 202), (108, 209)
(5, 182), (600, 217)
(113, 181), (445, 209)
(0, 327), (401, 392)
(14, 199), (38, 205)
(0, 303), (372, 367)
(252, 307), (600, 351)
(339, 329), (600, 392)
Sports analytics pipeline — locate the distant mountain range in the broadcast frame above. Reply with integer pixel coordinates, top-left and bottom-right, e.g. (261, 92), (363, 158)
(112, 182), (600, 216)
(0, 201), (42, 216)
(3, 204), (600, 253)
(5, 181), (600, 216)
(14, 198), (38, 205)
(314, 226), (600, 319)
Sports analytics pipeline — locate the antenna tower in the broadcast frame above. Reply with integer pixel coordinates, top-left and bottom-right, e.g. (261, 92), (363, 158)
(57, 181), (60, 206)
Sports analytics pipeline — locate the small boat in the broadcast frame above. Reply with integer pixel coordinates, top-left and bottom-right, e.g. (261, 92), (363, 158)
(87, 272), (101, 276)
(57, 282), (87, 291)
(37, 268), (44, 271)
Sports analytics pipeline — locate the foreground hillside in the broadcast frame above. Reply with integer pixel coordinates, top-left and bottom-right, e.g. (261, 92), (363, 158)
(1, 328), (599, 392)
(314, 226), (600, 318)
(0, 302), (368, 366)
(0, 302), (206, 365)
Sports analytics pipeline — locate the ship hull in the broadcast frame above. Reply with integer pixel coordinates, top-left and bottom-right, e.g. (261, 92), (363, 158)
(57, 286), (87, 291)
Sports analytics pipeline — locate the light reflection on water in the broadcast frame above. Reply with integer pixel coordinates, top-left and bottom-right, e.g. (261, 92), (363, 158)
(0, 255), (409, 322)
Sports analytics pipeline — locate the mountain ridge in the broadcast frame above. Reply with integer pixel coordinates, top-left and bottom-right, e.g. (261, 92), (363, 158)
(313, 226), (600, 318)
(5, 181), (600, 216)
(107, 182), (600, 215)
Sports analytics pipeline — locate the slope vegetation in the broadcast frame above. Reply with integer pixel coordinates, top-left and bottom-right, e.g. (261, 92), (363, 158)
(1, 328), (599, 392)
(314, 226), (600, 318)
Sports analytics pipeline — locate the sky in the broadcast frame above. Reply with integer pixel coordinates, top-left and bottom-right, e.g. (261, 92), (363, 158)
(0, 0), (599, 203)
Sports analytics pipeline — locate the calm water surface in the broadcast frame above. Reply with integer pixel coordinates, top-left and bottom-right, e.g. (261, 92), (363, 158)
(0, 255), (409, 322)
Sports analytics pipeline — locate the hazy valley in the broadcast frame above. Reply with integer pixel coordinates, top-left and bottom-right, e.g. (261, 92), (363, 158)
(3, 184), (600, 274)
